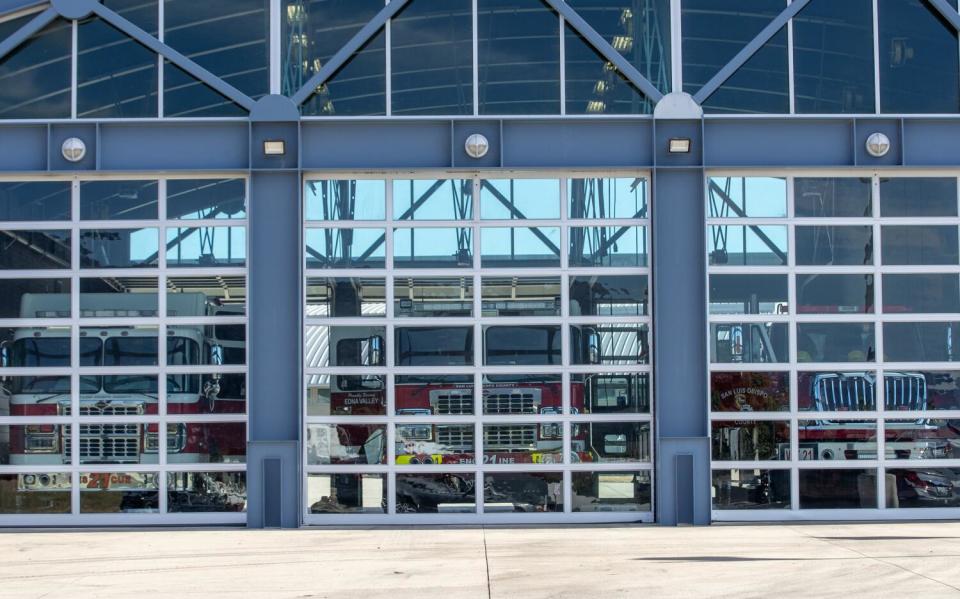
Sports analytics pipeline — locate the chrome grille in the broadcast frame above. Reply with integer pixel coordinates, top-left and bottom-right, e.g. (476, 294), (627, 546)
(431, 390), (474, 415)
(885, 372), (927, 412)
(60, 400), (146, 417)
(484, 425), (536, 449)
(483, 388), (541, 414)
(436, 425), (474, 449)
(64, 423), (141, 464)
(812, 373), (876, 411)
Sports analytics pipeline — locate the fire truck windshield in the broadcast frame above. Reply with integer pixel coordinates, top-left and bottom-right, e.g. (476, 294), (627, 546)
(485, 326), (561, 365)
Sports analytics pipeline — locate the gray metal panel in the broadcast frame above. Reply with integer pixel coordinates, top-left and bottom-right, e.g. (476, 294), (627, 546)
(0, 6), (56, 63)
(301, 121), (451, 169)
(903, 120), (960, 166)
(502, 120), (653, 167)
(98, 122), (249, 170)
(0, 125), (45, 171)
(246, 441), (299, 528)
(703, 119), (853, 167)
(853, 119), (902, 167)
(452, 121), (501, 168)
(251, 122), (299, 170)
(0, 0), (44, 17)
(657, 437), (710, 526)
(654, 120), (701, 167)
(927, 0), (960, 33)
(49, 123), (96, 171)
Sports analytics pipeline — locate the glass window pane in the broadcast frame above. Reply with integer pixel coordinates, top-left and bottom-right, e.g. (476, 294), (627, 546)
(797, 273), (874, 314)
(709, 274), (788, 316)
(580, 422), (651, 463)
(799, 420), (877, 460)
(391, 0), (473, 115)
(478, 0), (560, 115)
(396, 473), (476, 513)
(482, 276), (561, 317)
(167, 422), (246, 463)
(0, 182), (71, 221)
(481, 227), (561, 268)
(80, 325), (159, 366)
(793, 0), (875, 114)
(796, 226), (873, 266)
(163, 61), (246, 117)
(2, 376), (71, 413)
(306, 424), (387, 465)
(397, 424), (475, 465)
(0, 19), (71, 119)
(77, 1), (158, 118)
(305, 180), (385, 221)
(794, 178), (873, 218)
(307, 373), (385, 417)
(570, 275), (648, 317)
(79, 277), (159, 317)
(394, 277), (472, 318)
(308, 473), (386, 514)
(883, 274), (960, 313)
(306, 277), (385, 317)
(568, 177), (648, 219)
(886, 419), (958, 460)
(80, 472), (159, 513)
(166, 226), (246, 268)
(305, 326), (386, 368)
(0, 473), (71, 513)
(712, 421), (789, 461)
(394, 227), (473, 268)
(887, 371), (960, 411)
(797, 323), (876, 363)
(2, 425), (71, 464)
(798, 371), (878, 411)
(884, 322), (960, 362)
(305, 228), (386, 269)
(573, 372), (650, 414)
(167, 472), (246, 512)
(167, 373), (246, 415)
(707, 177), (787, 218)
(0, 230), (71, 270)
(483, 373), (562, 415)
(74, 423), (154, 465)
(569, 226), (648, 267)
(0, 326), (73, 368)
(710, 323), (788, 364)
(0, 279), (70, 319)
(484, 472), (563, 512)
(80, 228), (159, 269)
(393, 179), (473, 220)
(571, 470), (651, 512)
(396, 374), (474, 416)
(799, 468), (877, 508)
(882, 226), (959, 265)
(481, 179), (560, 220)
(878, 0), (959, 113)
(397, 326), (473, 366)
(711, 371), (790, 412)
(880, 178), (958, 217)
(712, 469), (791, 509)
(887, 468), (960, 507)
(80, 181), (158, 220)
(708, 226), (787, 266)
(168, 275), (247, 316)
(571, 323), (649, 365)
(484, 325), (561, 366)
(168, 179), (246, 220)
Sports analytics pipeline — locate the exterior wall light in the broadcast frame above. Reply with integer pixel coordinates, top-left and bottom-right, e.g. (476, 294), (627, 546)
(61, 137), (86, 162)
(263, 140), (286, 156)
(465, 133), (489, 159)
(668, 138), (691, 153)
(865, 132), (891, 157)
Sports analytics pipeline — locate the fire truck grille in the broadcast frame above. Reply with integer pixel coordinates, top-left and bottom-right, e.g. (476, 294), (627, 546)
(885, 373), (927, 412)
(436, 425), (474, 449)
(64, 424), (141, 463)
(431, 391), (474, 415)
(484, 391), (539, 414)
(79, 404), (143, 417)
(484, 425), (536, 449)
(813, 374), (877, 411)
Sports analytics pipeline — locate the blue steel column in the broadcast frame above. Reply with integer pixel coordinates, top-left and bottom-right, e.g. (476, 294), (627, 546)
(652, 116), (711, 525)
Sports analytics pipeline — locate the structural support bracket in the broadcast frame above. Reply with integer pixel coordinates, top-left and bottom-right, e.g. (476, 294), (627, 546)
(926, 0), (960, 32)
(0, 6), (55, 63)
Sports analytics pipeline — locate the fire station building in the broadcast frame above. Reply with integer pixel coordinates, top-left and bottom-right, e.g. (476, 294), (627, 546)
(1, 0), (960, 527)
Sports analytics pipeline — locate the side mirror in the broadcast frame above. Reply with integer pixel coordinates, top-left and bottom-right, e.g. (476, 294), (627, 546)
(209, 344), (224, 366)
(587, 331), (601, 365)
(367, 336), (383, 366)
(0, 342), (9, 368)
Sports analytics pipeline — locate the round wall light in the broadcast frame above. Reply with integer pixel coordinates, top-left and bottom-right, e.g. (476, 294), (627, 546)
(465, 133), (489, 159)
(61, 137), (87, 163)
(865, 132), (891, 158)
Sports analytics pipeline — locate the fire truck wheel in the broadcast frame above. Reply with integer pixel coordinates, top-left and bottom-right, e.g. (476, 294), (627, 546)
(396, 498), (418, 513)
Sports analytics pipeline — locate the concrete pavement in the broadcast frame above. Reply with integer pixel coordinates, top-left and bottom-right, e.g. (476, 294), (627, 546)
(3, 522), (960, 598)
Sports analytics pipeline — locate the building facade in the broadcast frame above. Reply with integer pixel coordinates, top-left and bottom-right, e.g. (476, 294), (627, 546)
(0, 0), (959, 527)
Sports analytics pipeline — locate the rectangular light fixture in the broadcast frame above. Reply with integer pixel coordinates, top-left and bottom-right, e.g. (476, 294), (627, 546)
(263, 140), (286, 156)
(668, 138), (691, 154)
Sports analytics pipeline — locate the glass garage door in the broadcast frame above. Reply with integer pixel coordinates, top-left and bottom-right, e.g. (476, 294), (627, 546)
(0, 177), (248, 525)
(303, 172), (653, 523)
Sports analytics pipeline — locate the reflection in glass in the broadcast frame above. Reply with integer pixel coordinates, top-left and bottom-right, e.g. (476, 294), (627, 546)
(797, 323), (875, 363)
(0, 279), (70, 319)
(708, 226), (787, 266)
(712, 421), (789, 461)
(0, 326), (73, 368)
(710, 371), (790, 412)
(79, 279), (159, 317)
(798, 420), (876, 460)
(710, 322), (788, 363)
(485, 325), (560, 366)
(0, 473), (71, 514)
(884, 322), (960, 362)
(483, 374), (562, 415)
(79, 471), (159, 513)
(0, 182), (71, 221)
(569, 177), (648, 219)
(481, 227), (561, 268)
(565, 23), (655, 114)
(707, 177), (787, 218)
(76, 423), (154, 465)
(165, 422), (245, 464)
(0, 425), (70, 465)
(80, 229), (159, 269)
(306, 374), (385, 417)
(798, 371), (878, 412)
(394, 228), (473, 268)
(883, 274), (960, 314)
(305, 228), (386, 269)
(1, 377), (71, 418)
(794, 178), (872, 218)
(308, 473), (386, 514)
(484, 472), (563, 512)
(478, 0), (560, 115)
(712, 469), (790, 509)
(888, 469), (960, 507)
(484, 423), (562, 464)
(305, 180), (385, 221)
(0, 230), (70, 270)
(393, 179), (472, 220)
(168, 179), (246, 220)
(164, 62), (245, 117)
(168, 276), (246, 316)
(306, 277), (385, 318)
(396, 327), (473, 366)
(887, 371), (960, 411)
(886, 419), (960, 460)
(391, 0), (473, 115)
(571, 471), (652, 512)
(167, 472), (246, 512)
(305, 326), (386, 369)
(394, 277), (472, 318)
(166, 226), (245, 268)
(882, 226), (959, 266)
(799, 468), (876, 508)
(573, 372), (650, 414)
(167, 373), (246, 415)
(571, 323), (648, 365)
(0, 18), (71, 119)
(482, 277), (561, 317)
(709, 274), (787, 315)
(481, 179), (560, 220)
(569, 226), (647, 267)
(80, 181), (158, 221)
(396, 374), (474, 416)
(796, 226), (873, 266)
(306, 424), (387, 465)
(797, 274), (874, 314)
(570, 275), (648, 317)
(396, 473), (475, 513)
(880, 178), (957, 217)
(580, 422), (650, 463)
(81, 326), (159, 367)
(396, 424), (474, 465)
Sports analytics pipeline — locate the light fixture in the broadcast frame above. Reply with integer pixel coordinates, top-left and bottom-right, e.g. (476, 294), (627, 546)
(865, 132), (891, 157)
(263, 140), (286, 156)
(668, 138), (692, 154)
(61, 137), (86, 162)
(586, 100), (606, 113)
(611, 35), (633, 52)
(464, 134), (489, 159)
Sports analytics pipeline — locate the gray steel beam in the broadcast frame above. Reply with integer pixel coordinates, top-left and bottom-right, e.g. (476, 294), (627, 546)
(926, 0), (960, 32)
(290, 0), (412, 106)
(0, 6), (55, 63)
(0, 0), (43, 18)
(542, 0), (664, 102)
(693, 0), (812, 104)
(90, 2), (256, 111)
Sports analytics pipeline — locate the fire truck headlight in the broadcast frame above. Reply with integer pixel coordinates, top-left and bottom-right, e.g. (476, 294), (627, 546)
(22, 474), (36, 485)
(397, 425), (432, 441)
(540, 423), (562, 440)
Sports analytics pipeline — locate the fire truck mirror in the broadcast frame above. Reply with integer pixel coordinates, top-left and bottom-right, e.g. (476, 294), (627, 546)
(588, 332), (601, 365)
(0, 342), (8, 369)
(367, 336), (384, 366)
(209, 344), (224, 366)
